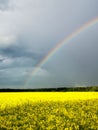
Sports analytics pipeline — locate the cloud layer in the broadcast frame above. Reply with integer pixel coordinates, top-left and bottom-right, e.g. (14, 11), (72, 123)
(0, 0), (98, 88)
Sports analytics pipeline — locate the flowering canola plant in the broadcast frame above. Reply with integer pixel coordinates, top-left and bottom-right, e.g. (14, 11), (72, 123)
(0, 92), (98, 108)
(0, 92), (98, 129)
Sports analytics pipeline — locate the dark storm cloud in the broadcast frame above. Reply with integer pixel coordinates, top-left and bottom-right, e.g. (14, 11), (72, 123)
(0, 67), (28, 88)
(0, 0), (98, 88)
(1, 45), (45, 59)
(39, 25), (98, 88)
(0, 44), (46, 71)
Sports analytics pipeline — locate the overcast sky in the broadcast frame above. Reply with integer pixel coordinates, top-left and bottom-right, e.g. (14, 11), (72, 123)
(0, 0), (98, 88)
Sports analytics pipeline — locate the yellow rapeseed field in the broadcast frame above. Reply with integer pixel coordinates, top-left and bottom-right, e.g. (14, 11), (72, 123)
(0, 92), (98, 108)
(0, 92), (98, 129)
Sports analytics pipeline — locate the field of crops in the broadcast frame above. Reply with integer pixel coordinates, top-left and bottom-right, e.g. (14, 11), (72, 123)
(0, 92), (98, 129)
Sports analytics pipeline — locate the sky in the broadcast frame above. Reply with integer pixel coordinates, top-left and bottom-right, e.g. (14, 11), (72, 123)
(0, 0), (98, 88)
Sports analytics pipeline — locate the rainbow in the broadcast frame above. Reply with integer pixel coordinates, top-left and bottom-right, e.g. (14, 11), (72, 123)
(24, 17), (98, 87)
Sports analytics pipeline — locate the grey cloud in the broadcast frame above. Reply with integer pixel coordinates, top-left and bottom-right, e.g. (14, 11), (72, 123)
(0, 53), (44, 70)
(0, 0), (10, 11)
(40, 26), (98, 87)
(0, 0), (98, 88)
(1, 45), (44, 59)
(0, 67), (29, 88)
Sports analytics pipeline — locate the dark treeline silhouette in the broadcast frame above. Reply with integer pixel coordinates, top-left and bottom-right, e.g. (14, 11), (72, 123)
(0, 86), (98, 92)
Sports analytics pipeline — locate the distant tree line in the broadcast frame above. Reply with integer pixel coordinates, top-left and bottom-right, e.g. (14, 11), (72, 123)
(0, 86), (98, 92)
